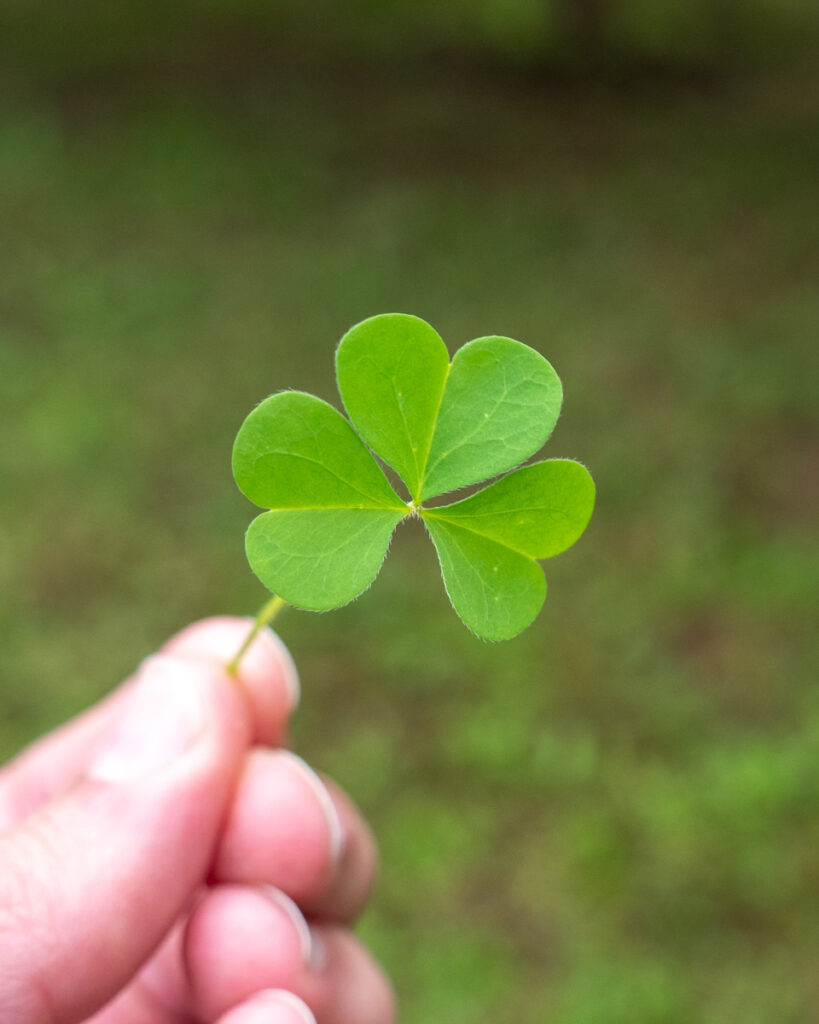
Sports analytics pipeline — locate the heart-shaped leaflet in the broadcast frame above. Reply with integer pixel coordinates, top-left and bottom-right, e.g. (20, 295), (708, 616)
(335, 313), (564, 502)
(232, 391), (406, 609)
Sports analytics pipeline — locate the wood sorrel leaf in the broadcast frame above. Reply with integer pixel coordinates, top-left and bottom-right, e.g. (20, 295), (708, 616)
(336, 313), (449, 502)
(421, 460), (594, 638)
(425, 460), (595, 558)
(423, 516), (547, 641)
(420, 337), (563, 501)
(232, 391), (404, 511)
(245, 508), (405, 609)
(234, 314), (594, 639)
(336, 315), (562, 503)
(233, 391), (408, 608)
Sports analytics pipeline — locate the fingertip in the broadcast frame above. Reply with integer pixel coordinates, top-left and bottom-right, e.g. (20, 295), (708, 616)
(212, 749), (344, 902)
(186, 886), (396, 1024)
(281, 752), (345, 869)
(311, 927), (397, 1024)
(216, 990), (317, 1024)
(256, 627), (301, 711)
(302, 779), (378, 923)
(162, 617), (299, 744)
(185, 884), (314, 1019)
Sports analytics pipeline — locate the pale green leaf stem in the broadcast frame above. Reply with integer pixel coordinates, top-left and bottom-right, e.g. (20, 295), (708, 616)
(226, 593), (287, 677)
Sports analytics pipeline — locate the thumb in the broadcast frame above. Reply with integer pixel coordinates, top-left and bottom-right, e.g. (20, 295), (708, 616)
(0, 652), (251, 1024)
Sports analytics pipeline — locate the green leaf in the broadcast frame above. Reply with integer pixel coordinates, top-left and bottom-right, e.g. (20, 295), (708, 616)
(232, 391), (405, 511)
(336, 317), (562, 503)
(336, 313), (450, 501)
(232, 390), (408, 609)
(421, 337), (563, 500)
(245, 508), (405, 610)
(423, 516), (547, 641)
(426, 460), (595, 558)
(421, 460), (594, 638)
(234, 315), (593, 638)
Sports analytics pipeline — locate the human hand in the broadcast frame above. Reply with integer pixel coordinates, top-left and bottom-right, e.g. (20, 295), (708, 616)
(0, 618), (395, 1024)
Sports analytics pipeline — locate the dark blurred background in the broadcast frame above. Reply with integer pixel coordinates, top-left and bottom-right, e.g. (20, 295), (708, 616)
(1, 2), (818, 1021)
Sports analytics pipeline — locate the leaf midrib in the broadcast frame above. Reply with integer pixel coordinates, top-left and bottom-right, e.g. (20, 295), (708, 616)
(422, 357), (510, 488)
(413, 360), (451, 505)
(251, 450), (396, 508)
(261, 505), (410, 514)
(432, 505), (577, 519)
(422, 509), (534, 560)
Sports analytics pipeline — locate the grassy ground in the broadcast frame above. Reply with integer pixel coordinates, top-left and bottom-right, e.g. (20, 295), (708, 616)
(1, 49), (818, 1023)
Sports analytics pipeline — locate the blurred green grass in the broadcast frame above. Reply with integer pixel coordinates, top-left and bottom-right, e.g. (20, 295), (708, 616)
(1, 39), (818, 1024)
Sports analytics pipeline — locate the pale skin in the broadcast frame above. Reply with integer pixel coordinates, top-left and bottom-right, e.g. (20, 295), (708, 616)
(0, 618), (395, 1024)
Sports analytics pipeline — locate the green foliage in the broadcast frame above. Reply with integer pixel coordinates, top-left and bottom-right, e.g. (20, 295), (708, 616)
(232, 313), (594, 639)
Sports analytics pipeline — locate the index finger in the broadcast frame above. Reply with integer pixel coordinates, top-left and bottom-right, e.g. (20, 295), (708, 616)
(0, 616), (298, 829)
(162, 616), (300, 746)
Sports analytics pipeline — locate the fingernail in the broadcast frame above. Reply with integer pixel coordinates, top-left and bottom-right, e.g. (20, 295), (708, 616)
(261, 888), (314, 967)
(88, 656), (205, 782)
(258, 627), (300, 711)
(254, 990), (317, 1024)
(280, 751), (345, 868)
(308, 930), (327, 973)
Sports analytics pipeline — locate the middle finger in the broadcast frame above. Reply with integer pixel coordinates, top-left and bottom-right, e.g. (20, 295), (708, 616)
(211, 749), (378, 923)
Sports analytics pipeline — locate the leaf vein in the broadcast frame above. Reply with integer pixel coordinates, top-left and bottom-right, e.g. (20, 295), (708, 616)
(414, 360), (452, 502)
(251, 450), (390, 506)
(425, 513), (536, 560)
